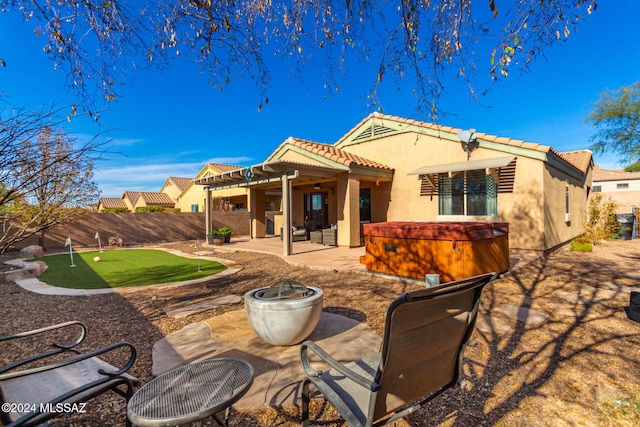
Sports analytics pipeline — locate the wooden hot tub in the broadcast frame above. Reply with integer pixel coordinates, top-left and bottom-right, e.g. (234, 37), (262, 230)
(362, 221), (509, 282)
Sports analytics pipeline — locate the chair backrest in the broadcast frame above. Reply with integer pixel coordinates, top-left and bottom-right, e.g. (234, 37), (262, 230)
(369, 272), (497, 421)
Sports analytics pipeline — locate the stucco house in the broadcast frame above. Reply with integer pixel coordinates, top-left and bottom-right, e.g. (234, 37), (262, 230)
(118, 191), (175, 211)
(97, 197), (129, 212)
(160, 177), (192, 209)
(172, 163), (248, 213)
(591, 165), (640, 213)
(121, 191), (140, 211)
(195, 113), (593, 255)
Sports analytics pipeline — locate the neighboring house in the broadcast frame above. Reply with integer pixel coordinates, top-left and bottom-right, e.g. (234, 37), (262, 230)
(118, 191), (175, 211)
(122, 191), (141, 211)
(160, 177), (192, 209)
(97, 197), (129, 212)
(591, 165), (640, 213)
(195, 113), (593, 254)
(132, 192), (176, 211)
(176, 163), (250, 213)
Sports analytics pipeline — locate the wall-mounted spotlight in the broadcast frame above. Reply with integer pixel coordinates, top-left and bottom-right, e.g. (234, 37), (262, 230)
(457, 129), (477, 160)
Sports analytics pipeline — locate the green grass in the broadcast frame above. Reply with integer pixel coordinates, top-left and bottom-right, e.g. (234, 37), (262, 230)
(34, 249), (227, 289)
(570, 239), (593, 252)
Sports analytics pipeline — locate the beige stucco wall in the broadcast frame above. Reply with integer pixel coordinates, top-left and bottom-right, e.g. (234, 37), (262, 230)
(542, 164), (591, 249)
(499, 156), (545, 250)
(177, 184), (205, 212)
(123, 196), (135, 212)
(340, 131), (583, 252)
(161, 181), (182, 203)
(594, 190), (640, 214)
(180, 185), (248, 212)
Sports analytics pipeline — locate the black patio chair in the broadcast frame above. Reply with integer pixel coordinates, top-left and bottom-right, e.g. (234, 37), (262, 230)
(300, 272), (498, 427)
(0, 321), (138, 427)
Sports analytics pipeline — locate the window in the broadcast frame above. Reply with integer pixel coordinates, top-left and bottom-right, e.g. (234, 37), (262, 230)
(359, 188), (371, 222)
(593, 185), (602, 192)
(438, 171), (497, 216)
(190, 204), (199, 212)
(617, 183), (629, 189)
(265, 200), (278, 211)
(304, 192), (328, 227)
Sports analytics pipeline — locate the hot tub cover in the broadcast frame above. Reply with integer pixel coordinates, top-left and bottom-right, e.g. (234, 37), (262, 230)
(362, 221), (508, 241)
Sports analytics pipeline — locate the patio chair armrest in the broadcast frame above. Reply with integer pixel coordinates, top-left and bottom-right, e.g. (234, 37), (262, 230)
(0, 342), (137, 381)
(0, 321), (87, 375)
(300, 341), (377, 391)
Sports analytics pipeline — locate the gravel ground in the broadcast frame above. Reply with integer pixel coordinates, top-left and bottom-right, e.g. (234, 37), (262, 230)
(1, 239), (639, 426)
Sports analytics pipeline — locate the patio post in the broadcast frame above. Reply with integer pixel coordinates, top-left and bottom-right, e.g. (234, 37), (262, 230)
(282, 173), (293, 256)
(205, 187), (212, 237)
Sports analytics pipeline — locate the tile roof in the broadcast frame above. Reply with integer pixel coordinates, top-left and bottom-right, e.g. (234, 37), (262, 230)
(208, 163), (244, 173)
(138, 192), (175, 206)
(98, 198), (128, 209)
(166, 177), (192, 192)
(270, 137), (393, 171)
(557, 150), (593, 174)
(593, 164), (640, 182)
(339, 113), (592, 173)
(122, 191), (141, 204)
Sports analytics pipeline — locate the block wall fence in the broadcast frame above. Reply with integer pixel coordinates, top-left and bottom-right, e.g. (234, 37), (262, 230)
(14, 212), (251, 250)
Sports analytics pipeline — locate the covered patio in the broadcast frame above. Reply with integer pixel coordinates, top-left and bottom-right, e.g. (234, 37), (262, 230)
(194, 145), (394, 257)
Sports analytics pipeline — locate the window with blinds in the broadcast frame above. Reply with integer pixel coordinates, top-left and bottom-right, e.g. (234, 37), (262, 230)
(438, 171), (498, 216)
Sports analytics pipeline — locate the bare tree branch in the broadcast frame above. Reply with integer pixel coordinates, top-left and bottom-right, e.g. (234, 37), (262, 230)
(1, 0), (598, 118)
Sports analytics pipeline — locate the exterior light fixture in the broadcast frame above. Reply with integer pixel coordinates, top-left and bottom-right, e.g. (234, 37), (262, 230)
(457, 129), (477, 160)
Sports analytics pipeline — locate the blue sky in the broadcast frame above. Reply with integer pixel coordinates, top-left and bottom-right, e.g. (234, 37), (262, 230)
(1, 1), (638, 198)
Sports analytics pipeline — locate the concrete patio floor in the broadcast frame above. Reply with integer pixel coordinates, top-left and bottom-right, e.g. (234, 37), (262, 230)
(208, 235), (541, 274)
(152, 310), (382, 410)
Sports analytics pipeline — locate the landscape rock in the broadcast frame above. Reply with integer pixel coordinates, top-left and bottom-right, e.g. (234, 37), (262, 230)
(108, 235), (124, 246)
(1, 260), (47, 281)
(18, 245), (44, 259)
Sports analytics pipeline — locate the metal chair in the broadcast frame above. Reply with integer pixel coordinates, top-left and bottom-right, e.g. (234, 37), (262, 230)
(300, 272), (498, 427)
(0, 321), (138, 427)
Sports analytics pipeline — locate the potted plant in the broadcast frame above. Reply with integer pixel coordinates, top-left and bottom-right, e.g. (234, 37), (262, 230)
(218, 226), (232, 243)
(207, 229), (224, 245)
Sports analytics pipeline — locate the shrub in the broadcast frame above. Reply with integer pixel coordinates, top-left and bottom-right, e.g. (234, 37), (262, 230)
(583, 193), (620, 243)
(571, 238), (593, 252)
(135, 205), (166, 213)
(101, 208), (130, 213)
(218, 226), (231, 234)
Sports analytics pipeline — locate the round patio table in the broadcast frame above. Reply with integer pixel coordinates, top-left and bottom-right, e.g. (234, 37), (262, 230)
(127, 358), (254, 427)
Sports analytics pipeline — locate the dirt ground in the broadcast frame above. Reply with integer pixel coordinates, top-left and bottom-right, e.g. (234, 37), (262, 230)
(1, 239), (639, 426)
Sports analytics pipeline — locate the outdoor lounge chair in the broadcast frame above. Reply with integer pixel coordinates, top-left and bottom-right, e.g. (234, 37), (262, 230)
(300, 272), (498, 427)
(0, 321), (138, 427)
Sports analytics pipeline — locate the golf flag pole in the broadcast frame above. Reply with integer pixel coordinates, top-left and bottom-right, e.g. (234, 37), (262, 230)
(65, 237), (76, 268)
(195, 239), (201, 272)
(95, 231), (103, 252)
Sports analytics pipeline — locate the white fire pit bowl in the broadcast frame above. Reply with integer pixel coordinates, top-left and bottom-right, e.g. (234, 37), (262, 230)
(244, 284), (323, 346)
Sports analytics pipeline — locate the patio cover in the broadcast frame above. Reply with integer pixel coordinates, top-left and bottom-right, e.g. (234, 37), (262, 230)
(193, 160), (348, 189)
(193, 160), (385, 256)
(407, 155), (516, 177)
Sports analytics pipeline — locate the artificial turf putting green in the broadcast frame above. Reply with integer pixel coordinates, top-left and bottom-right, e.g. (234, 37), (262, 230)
(34, 249), (227, 289)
